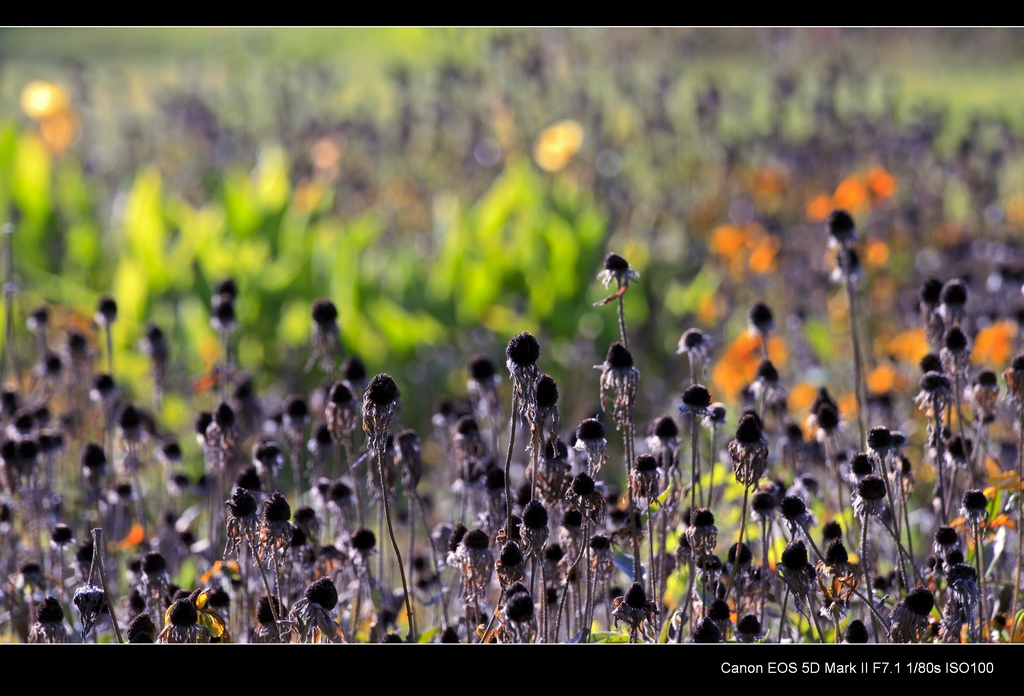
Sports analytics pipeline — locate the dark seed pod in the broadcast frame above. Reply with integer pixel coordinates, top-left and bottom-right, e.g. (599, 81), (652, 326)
(506, 332), (540, 367)
(365, 374), (399, 406)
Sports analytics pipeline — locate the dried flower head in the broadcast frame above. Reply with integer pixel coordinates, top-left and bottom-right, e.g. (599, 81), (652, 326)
(596, 342), (640, 432)
(290, 577), (343, 643)
(728, 412), (769, 488)
(574, 417), (608, 475)
(566, 472), (607, 524)
(363, 373), (400, 452)
(890, 587), (935, 643)
(309, 298), (342, 372)
(815, 539), (859, 620)
(28, 595), (67, 643)
(598, 252), (639, 289)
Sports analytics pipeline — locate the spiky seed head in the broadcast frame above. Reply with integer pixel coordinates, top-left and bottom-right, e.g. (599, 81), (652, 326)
(467, 354), (497, 382)
(304, 577), (338, 610)
(734, 412), (763, 444)
(81, 443), (107, 469)
(536, 374), (558, 408)
(934, 525), (959, 546)
(571, 472), (596, 496)
(940, 278), (968, 308)
(227, 487), (258, 518)
(781, 540), (809, 569)
(728, 542), (752, 565)
(976, 369), (998, 387)
(707, 598), (731, 621)
(213, 402), (235, 429)
(365, 374), (399, 406)
(944, 326), (968, 352)
(681, 384), (711, 410)
(653, 415), (678, 439)
(463, 528), (490, 551)
(589, 535), (610, 551)
(779, 495), (807, 521)
(904, 587), (935, 617)
(343, 357), (367, 384)
(624, 581), (647, 609)
(850, 453), (873, 477)
(844, 619), (869, 643)
(920, 353), (943, 374)
(506, 332), (540, 367)
(693, 617), (722, 643)
(867, 427), (891, 450)
(635, 454), (658, 473)
(919, 277), (943, 306)
(755, 360), (778, 382)
(857, 475), (886, 501)
(824, 539), (849, 565)
(328, 381), (354, 405)
(577, 417), (605, 441)
(256, 595), (280, 625)
(691, 508), (715, 527)
(522, 500), (548, 529)
(604, 253), (629, 272)
(96, 296), (118, 325)
(962, 489), (988, 514)
(311, 298), (338, 328)
(605, 341), (633, 369)
(827, 208), (856, 242)
(748, 301), (774, 334)
(499, 543), (523, 567)
(505, 593), (534, 622)
(920, 371), (950, 393)
(263, 492), (291, 523)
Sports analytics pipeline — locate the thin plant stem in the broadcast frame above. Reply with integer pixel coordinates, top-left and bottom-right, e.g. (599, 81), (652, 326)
(90, 528), (124, 643)
(1013, 405), (1024, 641)
(843, 256), (867, 451)
(376, 442), (415, 641)
(725, 484), (752, 597)
(975, 525), (989, 643)
(502, 408), (516, 546)
(859, 516), (882, 642)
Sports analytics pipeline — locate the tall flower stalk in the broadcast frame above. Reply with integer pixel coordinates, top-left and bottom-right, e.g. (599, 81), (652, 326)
(363, 373), (415, 641)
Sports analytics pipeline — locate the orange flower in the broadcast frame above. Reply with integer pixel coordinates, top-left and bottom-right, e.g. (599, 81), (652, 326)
(117, 524), (146, 551)
(806, 194), (832, 223)
(973, 321), (1017, 367)
(747, 236), (779, 274)
(865, 166), (897, 199)
(788, 382), (818, 413)
(711, 332), (786, 402)
(864, 237), (890, 267)
(833, 176), (869, 213)
(888, 328), (930, 366)
(866, 364), (896, 394)
(709, 224), (748, 257)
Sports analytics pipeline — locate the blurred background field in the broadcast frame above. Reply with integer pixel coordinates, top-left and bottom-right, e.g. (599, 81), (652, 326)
(2, 26), (1024, 478)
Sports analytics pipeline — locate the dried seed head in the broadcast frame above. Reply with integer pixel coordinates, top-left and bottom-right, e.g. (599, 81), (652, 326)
(522, 500), (548, 529)
(304, 577), (338, 610)
(214, 402), (236, 429)
(692, 617), (722, 643)
(734, 412), (763, 444)
(81, 443), (107, 470)
(311, 298), (338, 328)
(464, 528), (490, 551)
(919, 277), (943, 307)
(653, 415), (679, 440)
(365, 373), (399, 406)
(96, 296), (118, 325)
(604, 253), (629, 273)
(867, 426), (891, 450)
(691, 508), (715, 527)
(571, 472), (596, 496)
(780, 495), (807, 522)
(635, 453), (658, 473)
(904, 587), (935, 617)
(681, 384), (712, 410)
(943, 326), (968, 353)
(468, 354), (497, 382)
(940, 278), (968, 309)
(844, 619), (869, 643)
(727, 542), (752, 565)
(606, 342), (634, 370)
(226, 487), (258, 518)
(781, 540), (809, 570)
(850, 453), (873, 478)
(263, 492), (291, 523)
(536, 374), (558, 408)
(506, 332), (540, 367)
(827, 209), (857, 245)
(747, 301), (774, 335)
(824, 539), (849, 565)
(351, 528), (376, 552)
(577, 417), (605, 441)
